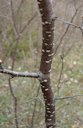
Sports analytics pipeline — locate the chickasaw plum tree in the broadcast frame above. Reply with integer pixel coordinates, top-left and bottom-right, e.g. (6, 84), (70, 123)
(0, 0), (83, 128)
(0, 0), (55, 127)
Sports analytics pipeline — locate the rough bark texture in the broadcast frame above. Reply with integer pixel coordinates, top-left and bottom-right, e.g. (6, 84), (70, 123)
(37, 0), (56, 128)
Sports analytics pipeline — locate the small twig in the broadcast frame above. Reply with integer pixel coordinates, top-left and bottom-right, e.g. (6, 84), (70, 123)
(0, 13), (10, 20)
(8, 77), (19, 128)
(16, 0), (24, 17)
(53, 16), (81, 29)
(30, 86), (40, 128)
(57, 55), (64, 95)
(54, 16), (83, 35)
(10, 0), (19, 40)
(54, 8), (79, 55)
(0, 4), (9, 10)
(20, 12), (37, 34)
(54, 94), (83, 101)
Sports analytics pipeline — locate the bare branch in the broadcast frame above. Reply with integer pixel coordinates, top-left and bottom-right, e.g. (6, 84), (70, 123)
(0, 13), (10, 20)
(55, 94), (83, 101)
(20, 12), (37, 34)
(10, 0), (19, 40)
(57, 55), (64, 95)
(53, 16), (81, 29)
(0, 68), (39, 78)
(54, 8), (80, 55)
(30, 86), (40, 128)
(16, 0), (24, 17)
(8, 77), (19, 128)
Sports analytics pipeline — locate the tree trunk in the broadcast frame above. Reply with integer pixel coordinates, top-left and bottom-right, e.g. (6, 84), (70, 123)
(37, 0), (56, 127)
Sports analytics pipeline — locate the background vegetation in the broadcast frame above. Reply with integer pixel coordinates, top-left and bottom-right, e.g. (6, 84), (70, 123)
(0, 0), (83, 128)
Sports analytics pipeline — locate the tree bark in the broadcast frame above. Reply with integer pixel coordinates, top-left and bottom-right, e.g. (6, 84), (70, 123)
(37, 0), (56, 127)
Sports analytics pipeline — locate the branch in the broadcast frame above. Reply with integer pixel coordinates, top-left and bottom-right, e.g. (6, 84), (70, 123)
(16, 0), (24, 17)
(20, 12), (37, 34)
(54, 94), (83, 101)
(54, 8), (79, 55)
(30, 86), (40, 127)
(8, 77), (19, 128)
(10, 0), (19, 40)
(53, 16), (83, 36)
(0, 68), (39, 78)
(57, 55), (64, 94)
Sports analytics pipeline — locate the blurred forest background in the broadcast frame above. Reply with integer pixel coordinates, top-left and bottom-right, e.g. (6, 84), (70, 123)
(0, 0), (83, 128)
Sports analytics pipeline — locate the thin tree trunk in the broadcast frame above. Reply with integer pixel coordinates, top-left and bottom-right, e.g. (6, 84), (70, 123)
(37, 0), (56, 127)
